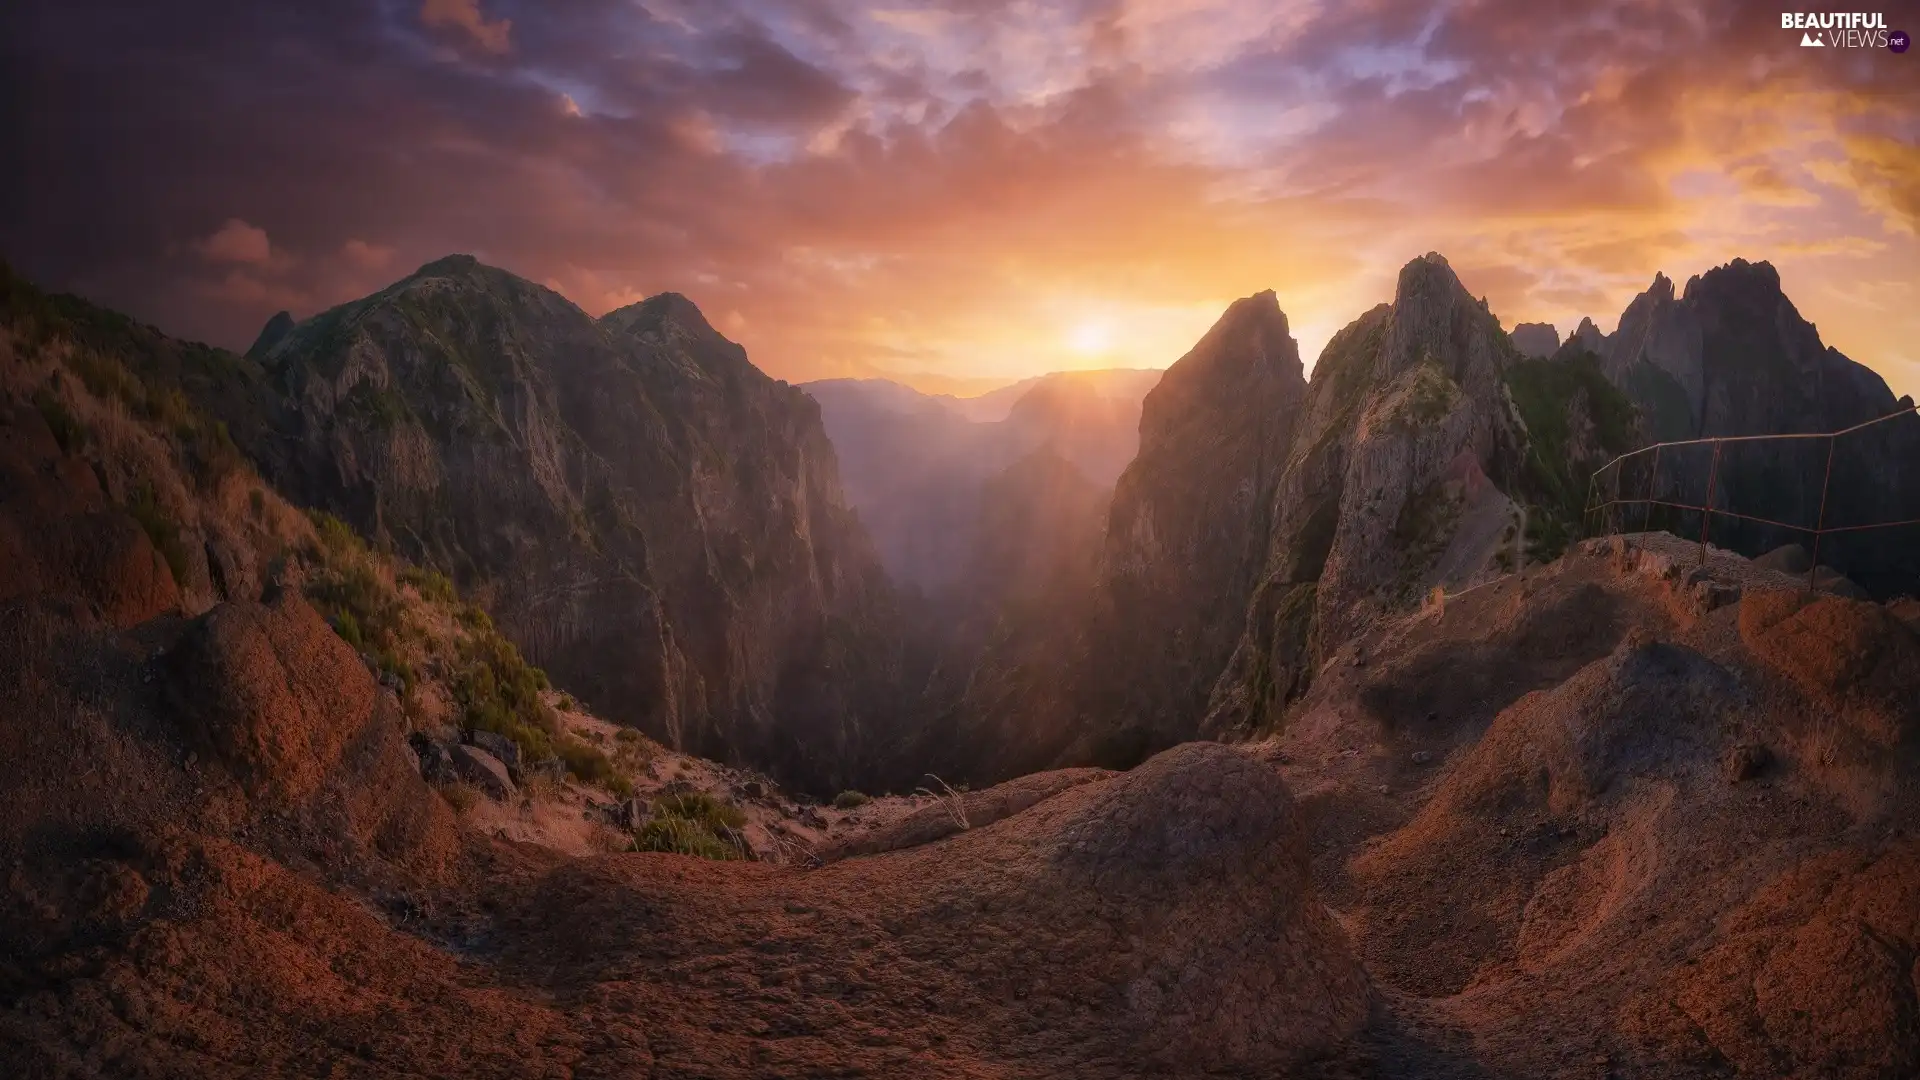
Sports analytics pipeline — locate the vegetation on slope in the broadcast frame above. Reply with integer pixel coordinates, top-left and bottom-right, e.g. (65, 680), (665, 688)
(1624, 360), (1694, 442)
(0, 260), (631, 799)
(634, 791), (749, 859)
(1504, 351), (1640, 561)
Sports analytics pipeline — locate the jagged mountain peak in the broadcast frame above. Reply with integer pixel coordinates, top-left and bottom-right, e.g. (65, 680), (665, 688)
(1196, 289), (1293, 354)
(602, 290), (715, 337)
(412, 252), (483, 277)
(599, 291), (752, 380)
(1686, 256), (1781, 299)
(1380, 251), (1514, 396)
(1135, 289), (1303, 459)
(246, 310), (296, 360)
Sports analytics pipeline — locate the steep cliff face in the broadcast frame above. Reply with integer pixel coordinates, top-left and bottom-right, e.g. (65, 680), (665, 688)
(1074, 291), (1308, 764)
(241, 256), (914, 794)
(1598, 260), (1905, 442)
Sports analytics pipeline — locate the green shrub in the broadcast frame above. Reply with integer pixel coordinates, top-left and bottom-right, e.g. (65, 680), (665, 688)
(248, 488), (266, 518)
(144, 385), (193, 430)
(181, 417), (242, 487)
(656, 791), (747, 830)
(634, 815), (739, 860)
(305, 559), (403, 646)
(333, 610), (366, 650)
(557, 737), (617, 787)
(306, 509), (365, 562)
(451, 625), (558, 763)
(397, 565), (458, 603)
(557, 693), (576, 712)
(126, 482), (191, 584)
(68, 349), (144, 409)
(32, 389), (88, 452)
(832, 790), (871, 810)
(372, 644), (416, 694)
(614, 727), (641, 744)
(631, 792), (747, 860)
(456, 604), (493, 632)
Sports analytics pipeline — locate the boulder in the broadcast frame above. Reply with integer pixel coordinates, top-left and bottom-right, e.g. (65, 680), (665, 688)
(469, 730), (522, 779)
(164, 592), (375, 801)
(1754, 543), (1812, 576)
(450, 744), (516, 801)
(407, 732), (458, 785)
(1723, 742), (1771, 784)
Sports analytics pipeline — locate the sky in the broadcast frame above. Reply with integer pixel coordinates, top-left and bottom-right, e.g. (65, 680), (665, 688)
(3, 1), (1917, 399)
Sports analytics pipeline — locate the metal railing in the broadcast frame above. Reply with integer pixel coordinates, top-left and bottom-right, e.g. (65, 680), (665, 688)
(1583, 401), (1920, 590)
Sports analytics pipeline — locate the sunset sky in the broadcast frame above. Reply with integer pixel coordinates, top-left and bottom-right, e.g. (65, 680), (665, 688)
(4, 0), (1918, 398)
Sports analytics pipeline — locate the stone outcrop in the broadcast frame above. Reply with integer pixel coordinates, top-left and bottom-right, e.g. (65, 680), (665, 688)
(1510, 322), (1560, 359)
(238, 256), (917, 794)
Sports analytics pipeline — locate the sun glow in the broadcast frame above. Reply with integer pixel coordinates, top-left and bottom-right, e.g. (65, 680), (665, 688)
(1067, 317), (1115, 356)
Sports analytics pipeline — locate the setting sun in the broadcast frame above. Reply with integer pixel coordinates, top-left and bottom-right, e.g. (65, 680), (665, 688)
(1067, 317), (1115, 357)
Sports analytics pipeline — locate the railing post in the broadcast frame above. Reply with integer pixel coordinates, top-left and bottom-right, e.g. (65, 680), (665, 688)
(1699, 440), (1722, 567)
(1641, 445), (1661, 537)
(1807, 434), (1837, 593)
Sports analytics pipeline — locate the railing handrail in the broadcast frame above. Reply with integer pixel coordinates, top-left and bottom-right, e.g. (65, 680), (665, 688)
(1581, 400), (1920, 589)
(1585, 401), (1920, 475)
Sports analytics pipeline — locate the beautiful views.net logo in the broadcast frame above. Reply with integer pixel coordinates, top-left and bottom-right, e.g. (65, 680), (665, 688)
(1780, 12), (1905, 49)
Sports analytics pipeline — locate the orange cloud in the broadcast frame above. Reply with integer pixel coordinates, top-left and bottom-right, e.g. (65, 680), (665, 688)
(196, 219), (271, 265)
(420, 0), (510, 54)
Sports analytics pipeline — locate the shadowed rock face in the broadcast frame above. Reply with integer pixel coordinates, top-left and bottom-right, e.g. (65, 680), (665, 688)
(238, 256), (918, 795)
(1077, 290), (1308, 764)
(1593, 260), (1920, 596)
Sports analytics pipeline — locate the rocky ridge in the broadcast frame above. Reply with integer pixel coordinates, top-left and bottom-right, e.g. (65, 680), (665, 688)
(234, 256), (918, 795)
(1052, 255), (1635, 767)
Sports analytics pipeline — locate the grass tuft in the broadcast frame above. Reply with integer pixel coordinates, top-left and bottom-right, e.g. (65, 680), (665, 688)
(632, 793), (748, 860)
(127, 482), (191, 585)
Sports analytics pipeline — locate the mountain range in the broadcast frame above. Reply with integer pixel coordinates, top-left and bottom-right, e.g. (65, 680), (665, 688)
(4, 248), (1918, 1077)
(5, 249), (1913, 793)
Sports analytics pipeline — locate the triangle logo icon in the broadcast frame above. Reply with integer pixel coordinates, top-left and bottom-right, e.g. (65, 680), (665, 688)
(1801, 31), (1824, 46)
